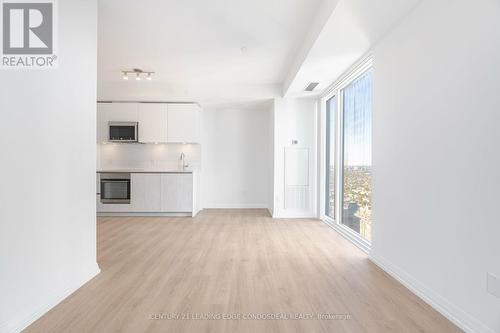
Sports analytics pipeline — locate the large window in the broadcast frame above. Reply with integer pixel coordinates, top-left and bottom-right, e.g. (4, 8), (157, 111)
(323, 63), (373, 243)
(341, 70), (373, 241)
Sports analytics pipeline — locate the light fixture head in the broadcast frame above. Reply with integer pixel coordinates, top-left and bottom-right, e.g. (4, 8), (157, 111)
(122, 68), (155, 81)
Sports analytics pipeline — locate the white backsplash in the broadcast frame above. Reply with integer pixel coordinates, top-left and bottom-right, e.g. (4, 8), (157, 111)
(97, 143), (201, 171)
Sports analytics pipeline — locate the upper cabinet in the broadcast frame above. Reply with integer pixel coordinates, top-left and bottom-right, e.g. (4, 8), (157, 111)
(97, 103), (139, 143)
(167, 104), (201, 143)
(96, 103), (111, 143)
(113, 103), (139, 121)
(138, 103), (167, 143)
(97, 102), (201, 144)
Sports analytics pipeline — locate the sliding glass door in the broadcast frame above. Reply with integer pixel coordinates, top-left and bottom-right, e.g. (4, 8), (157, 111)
(324, 63), (373, 243)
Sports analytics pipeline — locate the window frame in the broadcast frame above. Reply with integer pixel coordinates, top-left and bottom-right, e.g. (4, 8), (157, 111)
(319, 57), (373, 253)
(325, 95), (337, 219)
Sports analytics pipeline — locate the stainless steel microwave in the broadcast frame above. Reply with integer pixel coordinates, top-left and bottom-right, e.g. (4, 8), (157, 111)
(109, 121), (138, 142)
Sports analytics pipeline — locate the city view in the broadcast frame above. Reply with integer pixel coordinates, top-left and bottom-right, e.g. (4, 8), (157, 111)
(342, 166), (372, 241)
(327, 165), (372, 241)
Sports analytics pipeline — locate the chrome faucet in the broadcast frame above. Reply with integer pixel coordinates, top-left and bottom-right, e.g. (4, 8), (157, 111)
(180, 152), (189, 171)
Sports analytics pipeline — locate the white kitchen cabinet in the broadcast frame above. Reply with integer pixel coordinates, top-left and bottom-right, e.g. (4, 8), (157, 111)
(138, 103), (167, 143)
(161, 173), (193, 212)
(97, 172), (196, 215)
(109, 102), (139, 121)
(98, 102), (201, 144)
(131, 173), (162, 212)
(167, 104), (201, 143)
(96, 196), (132, 213)
(97, 102), (139, 143)
(97, 103), (112, 143)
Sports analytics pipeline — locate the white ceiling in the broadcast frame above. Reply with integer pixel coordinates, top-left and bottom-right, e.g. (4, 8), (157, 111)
(284, 0), (423, 97)
(97, 0), (323, 102)
(98, 0), (424, 105)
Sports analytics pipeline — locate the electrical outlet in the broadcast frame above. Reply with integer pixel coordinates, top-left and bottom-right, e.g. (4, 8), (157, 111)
(487, 273), (500, 298)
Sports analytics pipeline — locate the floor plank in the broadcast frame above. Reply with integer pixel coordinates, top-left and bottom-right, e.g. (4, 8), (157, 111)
(24, 209), (461, 333)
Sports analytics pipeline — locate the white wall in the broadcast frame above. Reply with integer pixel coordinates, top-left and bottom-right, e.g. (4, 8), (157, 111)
(202, 103), (271, 209)
(272, 97), (317, 218)
(0, 1), (99, 332)
(371, 0), (500, 332)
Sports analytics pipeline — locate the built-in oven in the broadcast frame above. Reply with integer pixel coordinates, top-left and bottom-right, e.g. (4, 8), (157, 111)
(109, 121), (138, 142)
(100, 173), (131, 204)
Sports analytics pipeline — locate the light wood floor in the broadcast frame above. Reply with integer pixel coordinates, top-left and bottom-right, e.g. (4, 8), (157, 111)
(24, 209), (460, 333)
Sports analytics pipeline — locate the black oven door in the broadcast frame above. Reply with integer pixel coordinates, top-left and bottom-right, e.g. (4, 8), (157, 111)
(100, 179), (130, 204)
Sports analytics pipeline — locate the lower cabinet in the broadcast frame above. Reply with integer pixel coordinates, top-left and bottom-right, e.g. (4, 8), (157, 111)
(160, 174), (193, 212)
(97, 172), (194, 214)
(130, 174), (162, 212)
(96, 196), (132, 213)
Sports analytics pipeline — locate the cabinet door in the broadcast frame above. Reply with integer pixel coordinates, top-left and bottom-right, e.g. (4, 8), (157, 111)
(97, 196), (133, 213)
(167, 104), (200, 143)
(108, 102), (138, 122)
(97, 103), (112, 143)
(131, 174), (162, 212)
(138, 104), (167, 143)
(161, 174), (193, 212)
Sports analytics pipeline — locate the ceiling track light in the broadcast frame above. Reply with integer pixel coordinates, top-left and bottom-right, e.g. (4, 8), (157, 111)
(122, 68), (155, 81)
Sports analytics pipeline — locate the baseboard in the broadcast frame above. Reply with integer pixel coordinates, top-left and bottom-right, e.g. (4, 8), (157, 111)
(267, 207), (273, 217)
(192, 207), (202, 217)
(0, 263), (100, 333)
(203, 203), (268, 209)
(272, 212), (317, 219)
(323, 218), (370, 254)
(369, 254), (494, 333)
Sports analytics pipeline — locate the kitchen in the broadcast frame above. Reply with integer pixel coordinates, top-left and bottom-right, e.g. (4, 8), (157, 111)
(96, 102), (202, 216)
